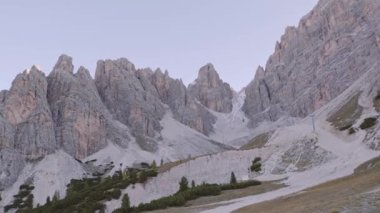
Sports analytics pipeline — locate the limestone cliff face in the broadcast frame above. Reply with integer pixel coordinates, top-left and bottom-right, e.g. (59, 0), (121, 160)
(0, 67), (55, 189)
(47, 55), (109, 159)
(95, 59), (217, 137)
(243, 0), (380, 127)
(149, 69), (216, 135)
(2, 67), (57, 159)
(47, 55), (133, 159)
(189, 64), (234, 113)
(95, 59), (166, 138)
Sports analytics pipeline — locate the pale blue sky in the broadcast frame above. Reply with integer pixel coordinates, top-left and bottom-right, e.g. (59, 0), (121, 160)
(0, 0), (317, 91)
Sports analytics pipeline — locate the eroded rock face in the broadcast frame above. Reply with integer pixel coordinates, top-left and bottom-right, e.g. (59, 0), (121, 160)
(150, 69), (216, 135)
(48, 55), (118, 159)
(2, 67), (57, 159)
(189, 64), (234, 113)
(95, 59), (166, 138)
(0, 148), (25, 190)
(243, 0), (380, 127)
(95, 60), (217, 137)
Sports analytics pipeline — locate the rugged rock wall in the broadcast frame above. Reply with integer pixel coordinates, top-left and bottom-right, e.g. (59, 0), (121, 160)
(95, 59), (166, 138)
(149, 68), (216, 135)
(95, 59), (217, 136)
(243, 0), (380, 127)
(48, 55), (117, 159)
(3, 67), (57, 159)
(189, 64), (234, 113)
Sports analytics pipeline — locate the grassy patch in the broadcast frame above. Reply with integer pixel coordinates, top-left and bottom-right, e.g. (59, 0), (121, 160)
(234, 156), (380, 213)
(327, 93), (363, 130)
(359, 117), (377, 130)
(240, 133), (272, 150)
(130, 180), (262, 212)
(354, 156), (380, 174)
(221, 180), (261, 191)
(134, 183), (222, 212)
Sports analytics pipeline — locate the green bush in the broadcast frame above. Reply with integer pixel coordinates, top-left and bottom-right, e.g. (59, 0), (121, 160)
(339, 124), (352, 131)
(250, 157), (262, 172)
(106, 189), (122, 200)
(359, 117), (377, 130)
(348, 127), (356, 135)
(138, 170), (148, 183)
(145, 169), (158, 177)
(221, 180), (261, 191)
(135, 183), (221, 211)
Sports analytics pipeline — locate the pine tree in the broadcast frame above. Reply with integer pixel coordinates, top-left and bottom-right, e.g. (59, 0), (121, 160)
(151, 160), (157, 169)
(139, 170), (148, 183)
(129, 170), (138, 184)
(191, 180), (196, 188)
(230, 172), (237, 184)
(122, 193), (130, 210)
(52, 191), (59, 202)
(46, 196), (51, 205)
(179, 176), (189, 192)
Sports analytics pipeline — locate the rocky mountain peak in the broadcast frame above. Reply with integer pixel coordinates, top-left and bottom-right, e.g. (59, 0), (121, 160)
(2, 65), (57, 160)
(75, 66), (93, 81)
(197, 63), (221, 88)
(189, 63), (234, 113)
(53, 54), (74, 74)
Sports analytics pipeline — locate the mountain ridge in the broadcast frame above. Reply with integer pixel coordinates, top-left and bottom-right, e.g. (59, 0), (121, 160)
(1, 0), (380, 211)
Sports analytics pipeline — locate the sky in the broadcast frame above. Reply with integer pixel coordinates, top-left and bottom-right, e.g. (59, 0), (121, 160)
(0, 0), (318, 91)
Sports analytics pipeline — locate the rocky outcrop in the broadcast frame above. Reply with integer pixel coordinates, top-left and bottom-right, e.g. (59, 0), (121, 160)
(47, 55), (130, 159)
(189, 64), (234, 113)
(95, 59), (217, 137)
(150, 69), (216, 135)
(2, 67), (57, 159)
(243, 0), (380, 127)
(0, 67), (55, 189)
(95, 59), (166, 138)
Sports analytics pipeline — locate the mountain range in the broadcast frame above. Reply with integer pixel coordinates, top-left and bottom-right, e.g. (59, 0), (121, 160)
(1, 0), (380, 212)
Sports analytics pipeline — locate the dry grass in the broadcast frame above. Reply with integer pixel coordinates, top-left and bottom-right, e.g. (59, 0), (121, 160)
(327, 93), (363, 131)
(240, 132), (272, 150)
(149, 181), (285, 213)
(158, 153), (212, 173)
(158, 159), (192, 173)
(235, 156), (380, 213)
